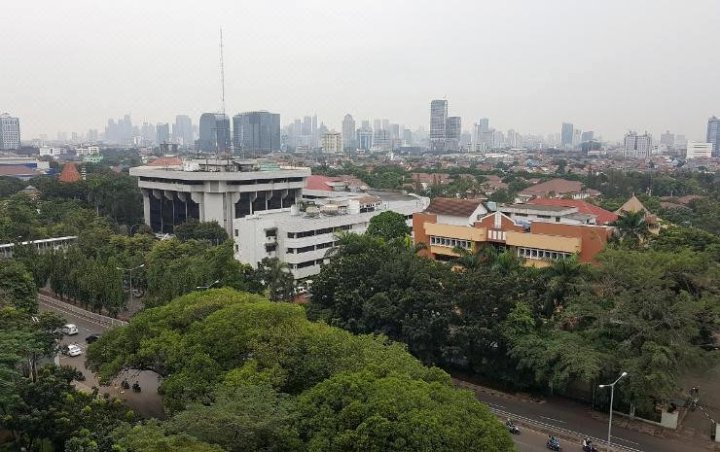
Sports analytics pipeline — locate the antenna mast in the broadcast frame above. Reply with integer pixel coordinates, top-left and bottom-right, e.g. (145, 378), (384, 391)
(220, 27), (226, 115)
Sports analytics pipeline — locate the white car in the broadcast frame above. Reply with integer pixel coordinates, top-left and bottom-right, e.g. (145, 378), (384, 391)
(62, 324), (79, 335)
(64, 344), (83, 357)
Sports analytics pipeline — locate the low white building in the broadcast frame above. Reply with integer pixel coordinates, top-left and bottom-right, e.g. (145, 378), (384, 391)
(499, 204), (596, 226)
(686, 141), (712, 160)
(233, 192), (429, 279)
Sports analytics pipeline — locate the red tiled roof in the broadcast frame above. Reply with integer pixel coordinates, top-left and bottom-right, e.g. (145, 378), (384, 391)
(425, 197), (484, 217)
(305, 175), (336, 191)
(520, 178), (584, 197)
(149, 157), (182, 166)
(528, 198), (618, 225)
(58, 163), (81, 183)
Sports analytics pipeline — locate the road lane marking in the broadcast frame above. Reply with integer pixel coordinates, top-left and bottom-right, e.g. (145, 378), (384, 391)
(538, 415), (566, 424)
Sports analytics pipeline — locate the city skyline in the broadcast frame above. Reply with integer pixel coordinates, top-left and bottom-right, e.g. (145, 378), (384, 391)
(2, 1), (719, 140)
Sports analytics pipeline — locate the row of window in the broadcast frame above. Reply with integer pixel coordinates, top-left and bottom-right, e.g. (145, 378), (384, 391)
(429, 236), (472, 250)
(288, 224), (353, 239)
(287, 241), (336, 254)
(516, 247), (570, 261)
(292, 258), (325, 270)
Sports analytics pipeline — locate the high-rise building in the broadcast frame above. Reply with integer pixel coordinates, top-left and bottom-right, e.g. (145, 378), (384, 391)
(322, 131), (343, 154)
(445, 116), (461, 152)
(581, 131), (594, 142)
(156, 123), (170, 144)
(686, 141), (713, 160)
(660, 130), (675, 148)
(707, 116), (720, 156)
(233, 111), (281, 156)
(0, 113), (20, 150)
(198, 113), (231, 153)
(174, 115), (193, 147)
(356, 126), (373, 151)
(623, 131), (653, 159)
(87, 129), (98, 142)
(561, 123), (574, 149)
(430, 100), (448, 152)
(342, 114), (356, 150)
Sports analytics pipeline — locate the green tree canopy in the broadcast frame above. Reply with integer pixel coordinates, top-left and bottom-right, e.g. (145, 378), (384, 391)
(366, 211), (411, 241)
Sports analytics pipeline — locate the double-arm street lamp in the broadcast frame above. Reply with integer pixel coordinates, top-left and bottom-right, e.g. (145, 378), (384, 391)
(598, 371), (628, 451)
(116, 264), (145, 306)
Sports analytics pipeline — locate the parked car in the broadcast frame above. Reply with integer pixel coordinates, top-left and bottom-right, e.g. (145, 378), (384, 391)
(62, 324), (79, 335)
(63, 344), (83, 357)
(85, 334), (101, 344)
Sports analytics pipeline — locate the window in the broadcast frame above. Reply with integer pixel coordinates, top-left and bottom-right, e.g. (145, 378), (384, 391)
(234, 229), (239, 237)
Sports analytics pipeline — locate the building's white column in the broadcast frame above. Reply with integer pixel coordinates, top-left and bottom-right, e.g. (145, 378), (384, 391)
(141, 189), (151, 226)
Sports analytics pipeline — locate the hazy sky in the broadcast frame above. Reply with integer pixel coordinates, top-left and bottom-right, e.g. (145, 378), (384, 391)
(2, 0), (719, 141)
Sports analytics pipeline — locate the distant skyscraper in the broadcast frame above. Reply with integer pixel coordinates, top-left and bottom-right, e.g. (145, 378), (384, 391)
(445, 116), (461, 152)
(342, 114), (356, 150)
(232, 111), (281, 155)
(660, 130), (675, 148)
(624, 131), (653, 159)
(198, 113), (231, 153)
(580, 131), (594, 142)
(87, 129), (98, 142)
(174, 115), (193, 147)
(156, 123), (170, 144)
(0, 113), (20, 150)
(561, 123), (574, 149)
(707, 116), (720, 156)
(430, 99), (448, 152)
(356, 126), (373, 151)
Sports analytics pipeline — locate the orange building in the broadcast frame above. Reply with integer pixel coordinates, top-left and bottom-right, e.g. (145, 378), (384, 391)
(414, 198), (612, 267)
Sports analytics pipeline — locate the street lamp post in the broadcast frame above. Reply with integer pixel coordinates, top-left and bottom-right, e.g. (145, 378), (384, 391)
(116, 264), (145, 307)
(599, 371), (628, 451)
(196, 279), (220, 291)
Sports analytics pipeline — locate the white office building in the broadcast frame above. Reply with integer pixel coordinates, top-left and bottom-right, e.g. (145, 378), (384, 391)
(686, 141), (712, 160)
(130, 159), (310, 235)
(233, 193), (429, 279)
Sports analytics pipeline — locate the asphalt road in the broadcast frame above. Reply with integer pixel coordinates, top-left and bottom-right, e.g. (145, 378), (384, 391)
(39, 300), (165, 418)
(512, 428), (569, 452)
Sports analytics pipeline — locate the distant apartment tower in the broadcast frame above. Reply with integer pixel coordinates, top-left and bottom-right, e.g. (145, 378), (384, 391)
(430, 100), (448, 152)
(156, 123), (170, 144)
(445, 116), (462, 152)
(322, 131), (343, 154)
(174, 115), (193, 147)
(0, 113), (21, 150)
(342, 114), (356, 150)
(561, 123), (574, 149)
(686, 141), (713, 160)
(232, 111), (281, 156)
(707, 116), (720, 157)
(623, 131), (653, 159)
(198, 113), (231, 153)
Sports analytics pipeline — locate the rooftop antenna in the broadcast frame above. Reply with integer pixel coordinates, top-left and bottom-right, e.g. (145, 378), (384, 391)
(219, 27), (226, 116)
(215, 27), (231, 164)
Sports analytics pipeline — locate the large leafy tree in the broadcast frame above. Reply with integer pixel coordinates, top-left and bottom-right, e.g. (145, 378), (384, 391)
(173, 219), (229, 244)
(366, 211), (411, 242)
(0, 260), (38, 312)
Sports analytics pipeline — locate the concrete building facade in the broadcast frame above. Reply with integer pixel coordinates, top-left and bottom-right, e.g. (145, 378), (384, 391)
(233, 193), (428, 279)
(430, 100), (448, 152)
(130, 159), (310, 235)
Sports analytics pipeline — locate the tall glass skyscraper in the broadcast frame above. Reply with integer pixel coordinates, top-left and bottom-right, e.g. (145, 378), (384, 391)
(198, 113), (231, 153)
(232, 111), (281, 156)
(430, 99), (448, 153)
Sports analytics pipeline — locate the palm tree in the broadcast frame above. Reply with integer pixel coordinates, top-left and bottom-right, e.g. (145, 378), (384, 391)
(613, 210), (650, 247)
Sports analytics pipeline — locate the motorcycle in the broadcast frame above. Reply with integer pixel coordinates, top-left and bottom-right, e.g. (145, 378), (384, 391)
(582, 444), (598, 452)
(506, 421), (520, 434)
(546, 437), (561, 451)
(120, 379), (130, 390)
(132, 381), (141, 392)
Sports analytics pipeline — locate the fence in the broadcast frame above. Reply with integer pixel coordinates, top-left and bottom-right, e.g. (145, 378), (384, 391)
(38, 294), (128, 329)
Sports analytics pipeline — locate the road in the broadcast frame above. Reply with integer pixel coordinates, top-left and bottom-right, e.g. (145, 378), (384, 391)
(459, 378), (704, 452)
(39, 298), (165, 418)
